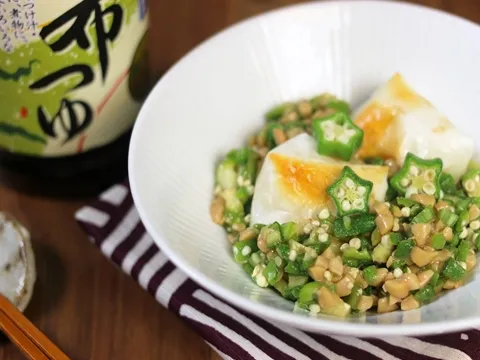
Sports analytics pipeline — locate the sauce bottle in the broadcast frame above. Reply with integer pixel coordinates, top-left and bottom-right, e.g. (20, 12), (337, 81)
(0, 0), (152, 197)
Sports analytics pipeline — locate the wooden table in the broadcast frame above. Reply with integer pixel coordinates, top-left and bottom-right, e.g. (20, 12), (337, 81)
(1, 0), (480, 359)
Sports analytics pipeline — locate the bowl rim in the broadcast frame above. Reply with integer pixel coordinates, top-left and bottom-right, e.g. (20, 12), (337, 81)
(129, 0), (480, 336)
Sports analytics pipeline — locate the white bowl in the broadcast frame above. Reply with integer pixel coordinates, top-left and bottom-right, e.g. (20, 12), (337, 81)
(129, 0), (480, 336)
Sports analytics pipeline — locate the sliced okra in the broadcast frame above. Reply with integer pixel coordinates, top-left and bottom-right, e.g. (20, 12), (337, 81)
(327, 166), (373, 216)
(390, 153), (443, 198)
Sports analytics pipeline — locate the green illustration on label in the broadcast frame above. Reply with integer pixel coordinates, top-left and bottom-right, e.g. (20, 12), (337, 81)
(0, 0), (149, 156)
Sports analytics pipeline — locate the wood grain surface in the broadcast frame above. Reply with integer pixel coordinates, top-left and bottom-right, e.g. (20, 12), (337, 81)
(1, 0), (480, 359)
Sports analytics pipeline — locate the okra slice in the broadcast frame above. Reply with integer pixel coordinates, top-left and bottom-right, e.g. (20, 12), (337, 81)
(394, 239), (415, 259)
(411, 206), (435, 224)
(312, 112), (364, 161)
(262, 260), (284, 285)
(327, 166), (373, 216)
(442, 258), (467, 281)
(332, 214), (376, 238)
(438, 209), (458, 227)
(439, 172), (457, 195)
(414, 284), (435, 302)
(390, 153), (443, 198)
(462, 169), (480, 197)
(431, 234), (446, 250)
(215, 158), (237, 189)
(372, 237), (395, 263)
(233, 238), (258, 264)
(280, 222), (300, 241)
(297, 281), (330, 306)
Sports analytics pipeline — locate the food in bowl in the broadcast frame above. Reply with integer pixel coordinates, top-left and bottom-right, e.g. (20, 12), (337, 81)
(209, 72), (479, 317)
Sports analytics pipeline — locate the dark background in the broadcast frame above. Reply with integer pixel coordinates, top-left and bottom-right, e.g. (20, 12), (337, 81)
(1, 0), (480, 359)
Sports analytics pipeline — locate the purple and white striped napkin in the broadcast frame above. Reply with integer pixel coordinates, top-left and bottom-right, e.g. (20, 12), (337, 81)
(75, 181), (480, 360)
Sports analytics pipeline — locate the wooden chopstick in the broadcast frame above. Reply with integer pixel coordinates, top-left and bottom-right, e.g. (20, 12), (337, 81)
(0, 295), (70, 360)
(0, 310), (49, 360)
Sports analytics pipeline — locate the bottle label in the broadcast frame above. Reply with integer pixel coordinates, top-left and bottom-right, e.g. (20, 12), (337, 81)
(0, 0), (150, 157)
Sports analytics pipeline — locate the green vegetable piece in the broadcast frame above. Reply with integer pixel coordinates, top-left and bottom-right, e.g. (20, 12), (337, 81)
(359, 237), (372, 251)
(346, 285), (363, 309)
(431, 234), (446, 250)
(390, 153), (443, 198)
(326, 99), (351, 114)
(226, 148), (249, 165)
(303, 228), (331, 255)
(233, 238), (259, 264)
(363, 266), (377, 284)
(415, 285), (435, 302)
(342, 258), (373, 269)
(276, 243), (290, 260)
(443, 258), (467, 281)
(288, 275), (309, 288)
(439, 172), (457, 195)
(410, 204), (423, 217)
(342, 248), (372, 261)
(456, 240), (470, 262)
(364, 157), (385, 166)
(284, 285), (302, 301)
(327, 166), (373, 216)
(363, 286), (374, 296)
(443, 195), (463, 205)
(429, 272), (440, 287)
(216, 158), (237, 189)
(239, 149), (259, 184)
(266, 123), (284, 148)
(385, 184), (397, 202)
(340, 170), (375, 214)
(372, 239), (394, 263)
(248, 251), (264, 267)
(263, 260), (284, 285)
(285, 261), (307, 276)
(434, 278), (446, 293)
(455, 210), (469, 233)
(273, 279), (287, 296)
(371, 228), (381, 247)
(390, 260), (407, 271)
(265, 102), (294, 121)
(456, 199), (471, 213)
(411, 206), (435, 224)
(259, 224), (282, 249)
(312, 112), (364, 161)
(396, 197), (418, 208)
(301, 249), (318, 271)
(235, 187), (250, 204)
(222, 189), (245, 221)
(438, 209), (458, 227)
(388, 233), (404, 245)
(343, 216), (352, 230)
(242, 263), (254, 276)
(281, 222), (299, 241)
(333, 214), (376, 238)
(395, 239), (415, 259)
(298, 282), (325, 305)
(462, 169), (480, 197)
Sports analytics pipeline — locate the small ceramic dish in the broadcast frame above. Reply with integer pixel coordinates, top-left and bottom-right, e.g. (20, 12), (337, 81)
(0, 213), (36, 312)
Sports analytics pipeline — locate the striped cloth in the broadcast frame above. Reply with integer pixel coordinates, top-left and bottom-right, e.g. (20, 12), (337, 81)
(75, 181), (480, 360)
